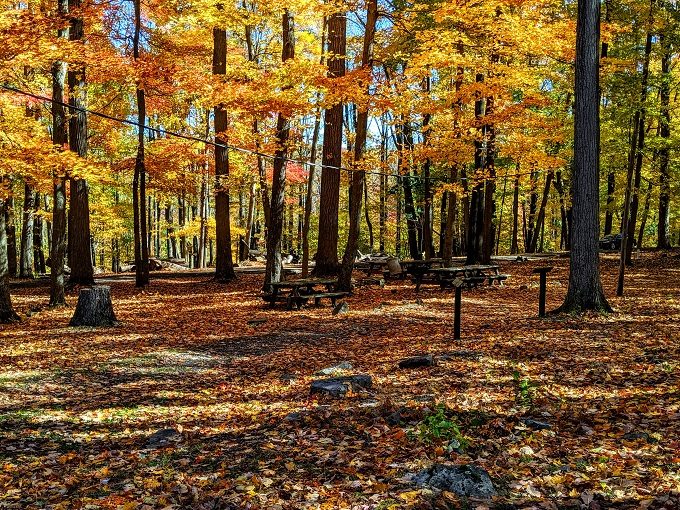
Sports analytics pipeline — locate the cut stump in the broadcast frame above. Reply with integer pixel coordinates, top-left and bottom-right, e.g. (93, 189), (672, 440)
(69, 286), (119, 327)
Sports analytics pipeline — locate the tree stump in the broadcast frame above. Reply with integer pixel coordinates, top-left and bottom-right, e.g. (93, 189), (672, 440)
(69, 286), (119, 327)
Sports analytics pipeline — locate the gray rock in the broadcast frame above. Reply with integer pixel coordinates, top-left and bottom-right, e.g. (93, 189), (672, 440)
(413, 464), (496, 499)
(333, 302), (349, 315)
(520, 418), (552, 431)
(398, 354), (434, 369)
(315, 361), (353, 376)
(310, 375), (372, 398)
(145, 428), (182, 448)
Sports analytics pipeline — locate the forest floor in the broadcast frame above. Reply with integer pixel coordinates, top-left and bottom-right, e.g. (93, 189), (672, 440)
(1, 252), (679, 509)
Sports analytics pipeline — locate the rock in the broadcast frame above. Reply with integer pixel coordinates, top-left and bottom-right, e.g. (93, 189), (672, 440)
(520, 418), (552, 431)
(332, 302), (349, 315)
(145, 428), (182, 448)
(315, 361), (353, 376)
(284, 412), (302, 422)
(412, 464), (496, 499)
(398, 354), (434, 369)
(310, 375), (372, 398)
(622, 431), (657, 443)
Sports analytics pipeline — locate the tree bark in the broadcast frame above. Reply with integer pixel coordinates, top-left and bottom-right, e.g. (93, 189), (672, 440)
(510, 164), (520, 254)
(338, 0), (377, 291)
(0, 197), (19, 323)
(559, 0), (610, 312)
(19, 183), (34, 278)
(213, 25), (236, 282)
(528, 171), (554, 253)
(657, 34), (671, 249)
(67, 0), (94, 286)
(421, 75), (435, 260)
(50, 19), (68, 303)
(265, 8), (295, 290)
(466, 73), (486, 265)
(5, 197), (17, 278)
(133, 0), (149, 287)
(314, 9), (346, 276)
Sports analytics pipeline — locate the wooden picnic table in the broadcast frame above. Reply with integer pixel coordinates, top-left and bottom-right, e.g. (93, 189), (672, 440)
(267, 278), (344, 310)
(401, 258), (445, 280)
(423, 264), (507, 291)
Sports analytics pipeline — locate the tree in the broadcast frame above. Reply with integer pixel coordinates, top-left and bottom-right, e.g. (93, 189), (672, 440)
(558, 0), (611, 313)
(265, 8), (295, 290)
(0, 196), (19, 323)
(314, 8), (346, 276)
(338, 0), (378, 291)
(132, 0), (150, 287)
(67, 0), (94, 286)
(50, 0), (69, 306)
(213, 21), (236, 283)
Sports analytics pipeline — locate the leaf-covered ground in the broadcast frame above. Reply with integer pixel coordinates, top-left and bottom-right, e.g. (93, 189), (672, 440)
(1, 253), (678, 509)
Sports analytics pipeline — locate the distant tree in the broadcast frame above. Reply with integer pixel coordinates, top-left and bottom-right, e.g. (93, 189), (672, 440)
(0, 197), (19, 323)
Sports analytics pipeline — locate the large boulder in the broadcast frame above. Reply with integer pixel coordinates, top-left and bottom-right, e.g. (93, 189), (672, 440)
(310, 375), (372, 398)
(412, 464), (496, 499)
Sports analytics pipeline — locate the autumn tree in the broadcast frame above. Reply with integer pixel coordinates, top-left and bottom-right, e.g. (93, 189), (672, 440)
(558, 0), (611, 312)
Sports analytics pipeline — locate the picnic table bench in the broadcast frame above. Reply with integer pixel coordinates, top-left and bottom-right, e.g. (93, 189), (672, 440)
(264, 278), (347, 310)
(426, 264), (508, 291)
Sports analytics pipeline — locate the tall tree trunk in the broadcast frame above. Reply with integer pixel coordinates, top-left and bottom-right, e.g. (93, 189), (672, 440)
(637, 180), (653, 248)
(466, 73), (486, 265)
(363, 177), (374, 253)
(398, 121), (420, 259)
(421, 75), (435, 259)
(554, 170), (570, 250)
(444, 167), (459, 265)
(5, 197), (17, 278)
(619, 23), (653, 292)
(528, 171), (554, 253)
(265, 8), (295, 290)
(526, 168), (539, 253)
(510, 164), (520, 254)
(314, 9), (346, 275)
(338, 0), (377, 291)
(657, 35), (671, 249)
(560, 0), (610, 312)
(133, 0), (149, 287)
(0, 197), (19, 323)
(19, 184), (34, 278)
(602, 0), (615, 237)
(482, 97), (496, 264)
(33, 192), (45, 273)
(67, 0), (94, 286)
(213, 25), (236, 282)
(379, 114), (388, 253)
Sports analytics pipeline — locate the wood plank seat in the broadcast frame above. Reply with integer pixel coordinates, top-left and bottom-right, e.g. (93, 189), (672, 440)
(294, 291), (349, 307)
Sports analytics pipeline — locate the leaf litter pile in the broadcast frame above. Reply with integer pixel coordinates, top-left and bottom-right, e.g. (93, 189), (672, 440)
(1, 253), (678, 509)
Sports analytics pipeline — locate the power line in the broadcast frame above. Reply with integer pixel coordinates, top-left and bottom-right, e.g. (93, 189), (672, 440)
(1, 83), (561, 184)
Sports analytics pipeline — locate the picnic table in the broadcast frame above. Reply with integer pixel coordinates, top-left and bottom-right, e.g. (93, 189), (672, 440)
(400, 258), (445, 285)
(432, 264), (508, 290)
(354, 258), (390, 275)
(266, 278), (346, 310)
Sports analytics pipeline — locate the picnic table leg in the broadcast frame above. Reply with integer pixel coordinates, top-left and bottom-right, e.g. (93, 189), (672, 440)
(538, 272), (547, 317)
(454, 285), (462, 340)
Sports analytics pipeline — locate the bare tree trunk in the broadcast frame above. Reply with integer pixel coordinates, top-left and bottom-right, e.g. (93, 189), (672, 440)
(421, 75), (435, 259)
(19, 184), (34, 278)
(133, 0), (149, 287)
(338, 0), (378, 291)
(213, 25), (236, 282)
(657, 35), (671, 249)
(554, 170), (570, 250)
(33, 192), (45, 274)
(466, 73), (486, 265)
(619, 21), (653, 293)
(67, 0), (94, 286)
(0, 197), (19, 323)
(265, 9), (295, 290)
(314, 10), (346, 275)
(637, 180), (653, 248)
(510, 164), (520, 254)
(5, 197), (17, 278)
(560, 0), (610, 312)
(528, 171), (554, 253)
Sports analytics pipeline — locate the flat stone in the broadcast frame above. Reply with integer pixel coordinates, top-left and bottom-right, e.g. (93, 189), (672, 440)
(398, 355), (434, 369)
(520, 418), (552, 431)
(310, 375), (372, 398)
(412, 464), (496, 499)
(315, 361), (353, 376)
(145, 428), (182, 448)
